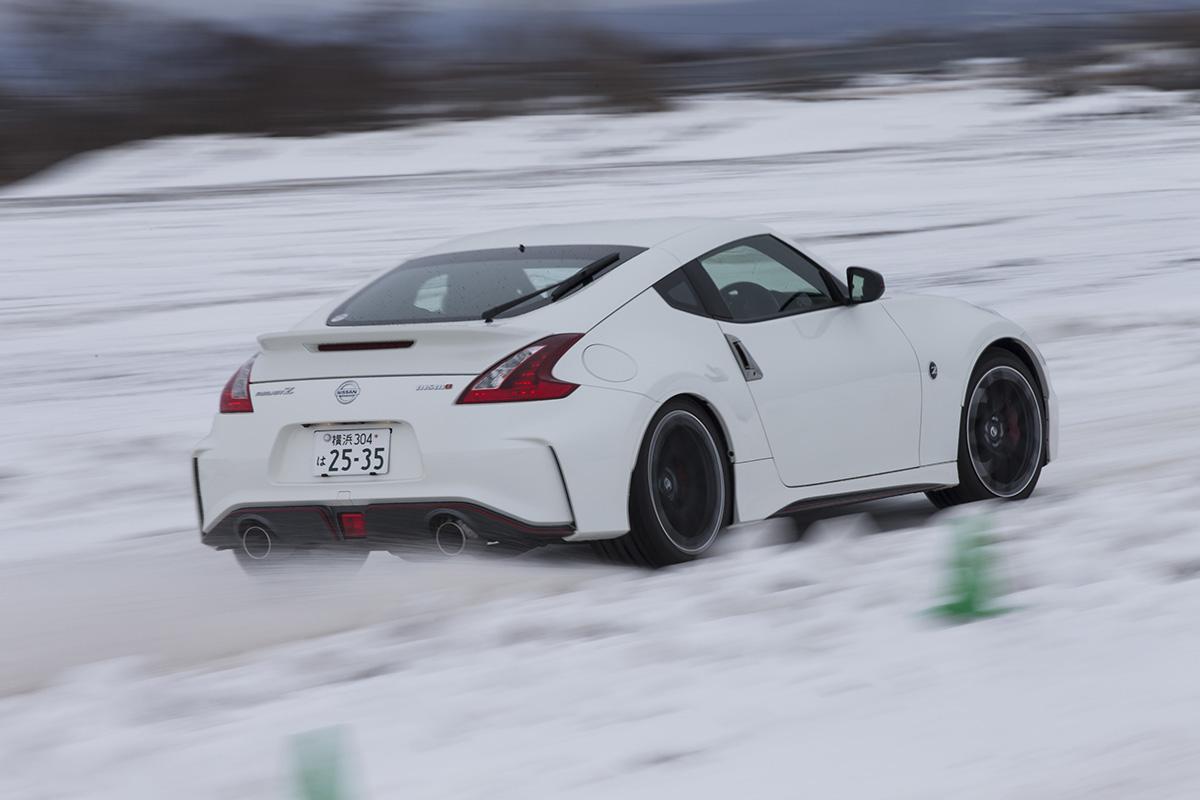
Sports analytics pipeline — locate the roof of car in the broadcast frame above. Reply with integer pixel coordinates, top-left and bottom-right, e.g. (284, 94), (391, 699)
(421, 217), (772, 254)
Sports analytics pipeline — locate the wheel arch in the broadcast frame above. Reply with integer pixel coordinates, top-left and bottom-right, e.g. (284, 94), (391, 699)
(985, 337), (1047, 406)
(668, 393), (734, 458)
(971, 337), (1053, 464)
(596, 392), (737, 565)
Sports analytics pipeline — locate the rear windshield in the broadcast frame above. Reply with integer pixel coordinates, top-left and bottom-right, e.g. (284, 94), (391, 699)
(327, 245), (645, 326)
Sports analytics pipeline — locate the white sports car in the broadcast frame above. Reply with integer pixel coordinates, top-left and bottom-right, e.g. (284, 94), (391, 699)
(193, 218), (1057, 569)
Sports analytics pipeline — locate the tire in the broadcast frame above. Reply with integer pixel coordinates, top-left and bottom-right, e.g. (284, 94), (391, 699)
(926, 348), (1046, 509)
(593, 399), (732, 568)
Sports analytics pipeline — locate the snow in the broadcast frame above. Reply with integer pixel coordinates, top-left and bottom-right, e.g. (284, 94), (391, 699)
(3, 79), (1200, 797)
(9, 85), (1188, 200)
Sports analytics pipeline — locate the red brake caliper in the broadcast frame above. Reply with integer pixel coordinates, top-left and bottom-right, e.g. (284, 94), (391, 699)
(1007, 406), (1022, 446)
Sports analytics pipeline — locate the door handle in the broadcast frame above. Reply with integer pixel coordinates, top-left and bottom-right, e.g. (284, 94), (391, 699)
(724, 334), (763, 382)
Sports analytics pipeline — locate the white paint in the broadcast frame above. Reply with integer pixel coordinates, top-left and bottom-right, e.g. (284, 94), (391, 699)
(720, 302), (922, 486)
(2, 80), (1200, 800)
(581, 343), (638, 383)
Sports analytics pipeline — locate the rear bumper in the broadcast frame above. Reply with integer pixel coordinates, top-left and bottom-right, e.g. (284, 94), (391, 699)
(201, 500), (574, 552)
(193, 383), (656, 542)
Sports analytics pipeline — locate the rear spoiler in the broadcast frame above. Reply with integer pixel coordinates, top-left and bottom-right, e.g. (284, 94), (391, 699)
(256, 324), (551, 353)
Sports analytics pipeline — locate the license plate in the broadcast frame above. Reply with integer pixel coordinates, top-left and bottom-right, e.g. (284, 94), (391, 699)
(313, 428), (391, 477)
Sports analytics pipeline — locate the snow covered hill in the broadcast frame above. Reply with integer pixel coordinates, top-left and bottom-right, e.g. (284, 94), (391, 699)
(2, 80), (1200, 798)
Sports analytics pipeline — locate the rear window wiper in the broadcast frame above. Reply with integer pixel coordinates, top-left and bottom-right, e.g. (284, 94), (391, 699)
(482, 251), (622, 323)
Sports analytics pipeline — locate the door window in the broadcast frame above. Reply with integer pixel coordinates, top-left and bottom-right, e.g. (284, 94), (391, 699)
(696, 237), (836, 322)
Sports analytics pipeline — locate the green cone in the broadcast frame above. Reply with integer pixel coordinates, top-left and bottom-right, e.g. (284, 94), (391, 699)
(292, 727), (354, 800)
(929, 515), (1012, 621)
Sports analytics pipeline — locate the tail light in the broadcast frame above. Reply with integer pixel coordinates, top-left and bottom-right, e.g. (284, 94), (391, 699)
(457, 334), (584, 404)
(219, 355), (258, 413)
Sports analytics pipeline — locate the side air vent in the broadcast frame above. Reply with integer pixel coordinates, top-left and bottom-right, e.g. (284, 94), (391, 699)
(724, 334), (763, 382)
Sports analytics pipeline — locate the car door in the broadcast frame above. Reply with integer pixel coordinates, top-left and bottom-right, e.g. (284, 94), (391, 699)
(688, 236), (922, 487)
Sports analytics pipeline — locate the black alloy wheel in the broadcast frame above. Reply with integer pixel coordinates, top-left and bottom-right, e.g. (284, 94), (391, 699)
(594, 399), (731, 567)
(927, 349), (1046, 509)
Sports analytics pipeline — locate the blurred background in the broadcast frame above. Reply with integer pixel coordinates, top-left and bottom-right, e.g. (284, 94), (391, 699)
(4, 1), (1200, 798)
(5, 0), (1200, 185)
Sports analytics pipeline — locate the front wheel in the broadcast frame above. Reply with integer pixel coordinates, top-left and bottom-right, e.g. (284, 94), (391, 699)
(927, 349), (1046, 509)
(594, 399), (732, 568)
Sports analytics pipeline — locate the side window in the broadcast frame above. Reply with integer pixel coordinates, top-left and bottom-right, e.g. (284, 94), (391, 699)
(654, 268), (707, 316)
(696, 236), (835, 322)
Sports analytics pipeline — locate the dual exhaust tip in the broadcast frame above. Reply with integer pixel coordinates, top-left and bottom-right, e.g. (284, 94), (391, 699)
(240, 525), (273, 560)
(238, 517), (477, 559)
(433, 518), (471, 557)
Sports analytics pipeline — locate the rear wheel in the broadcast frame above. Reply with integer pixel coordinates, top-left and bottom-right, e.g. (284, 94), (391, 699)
(594, 399), (731, 568)
(927, 349), (1045, 509)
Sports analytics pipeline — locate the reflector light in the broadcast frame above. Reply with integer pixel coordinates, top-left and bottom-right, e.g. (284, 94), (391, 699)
(339, 512), (367, 538)
(457, 334), (584, 404)
(219, 355), (258, 413)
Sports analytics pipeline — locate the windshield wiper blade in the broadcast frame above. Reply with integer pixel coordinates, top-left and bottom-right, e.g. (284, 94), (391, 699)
(482, 251), (621, 323)
(548, 251), (621, 302)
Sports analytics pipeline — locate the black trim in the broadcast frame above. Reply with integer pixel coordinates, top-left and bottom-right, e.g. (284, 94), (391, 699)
(547, 446), (578, 526)
(191, 457), (204, 530)
(724, 334), (763, 381)
(316, 340), (414, 352)
(202, 500), (574, 552)
(679, 259), (726, 319)
(253, 373), (475, 385)
(653, 267), (708, 316)
(769, 483), (950, 518)
(846, 266), (885, 304)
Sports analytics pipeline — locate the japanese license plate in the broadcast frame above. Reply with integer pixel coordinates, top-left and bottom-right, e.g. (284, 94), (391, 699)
(312, 428), (391, 477)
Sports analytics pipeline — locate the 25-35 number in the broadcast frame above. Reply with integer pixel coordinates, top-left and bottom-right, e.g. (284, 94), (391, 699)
(325, 447), (386, 473)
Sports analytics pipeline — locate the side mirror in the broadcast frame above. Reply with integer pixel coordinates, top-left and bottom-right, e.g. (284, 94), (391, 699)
(846, 266), (885, 304)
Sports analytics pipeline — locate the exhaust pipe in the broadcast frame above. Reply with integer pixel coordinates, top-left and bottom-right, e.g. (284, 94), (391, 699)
(433, 518), (471, 557)
(241, 525), (273, 560)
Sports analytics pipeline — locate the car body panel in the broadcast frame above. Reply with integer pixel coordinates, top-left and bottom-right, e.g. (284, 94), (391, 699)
(252, 321), (561, 383)
(554, 288), (773, 463)
(194, 378), (660, 537)
(193, 217), (1056, 549)
(880, 295), (1059, 465)
(717, 302), (923, 487)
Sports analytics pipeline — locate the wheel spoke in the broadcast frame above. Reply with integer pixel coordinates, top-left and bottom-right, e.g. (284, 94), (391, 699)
(649, 411), (725, 554)
(967, 365), (1042, 497)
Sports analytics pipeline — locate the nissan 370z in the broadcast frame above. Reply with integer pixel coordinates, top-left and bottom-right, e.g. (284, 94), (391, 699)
(193, 218), (1057, 570)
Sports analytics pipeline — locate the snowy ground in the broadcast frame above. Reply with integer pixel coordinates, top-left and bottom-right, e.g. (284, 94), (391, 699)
(3, 80), (1200, 797)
